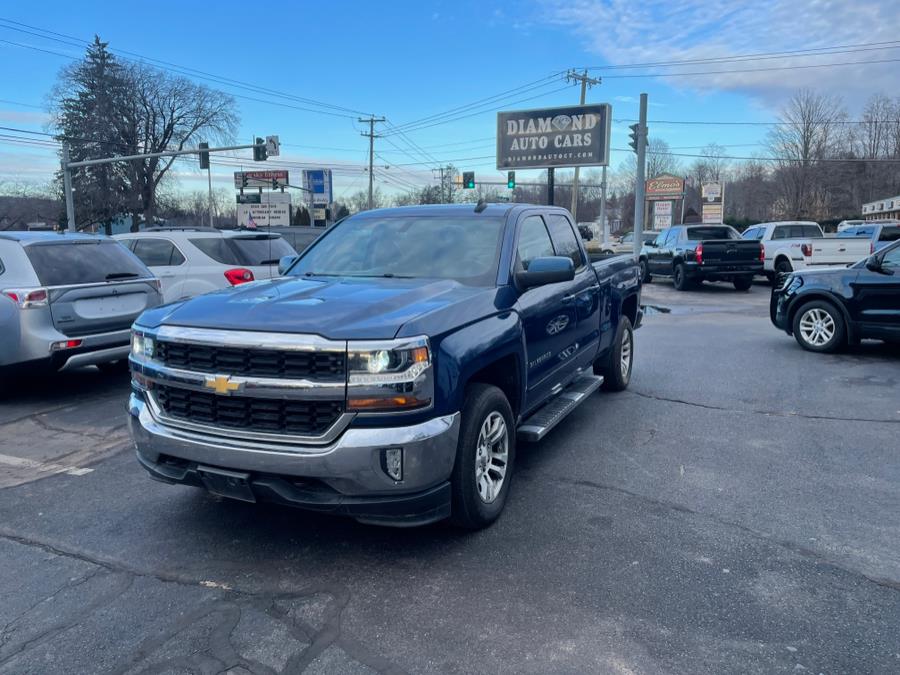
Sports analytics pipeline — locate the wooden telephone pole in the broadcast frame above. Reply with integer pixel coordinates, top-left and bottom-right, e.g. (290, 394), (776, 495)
(566, 70), (601, 222)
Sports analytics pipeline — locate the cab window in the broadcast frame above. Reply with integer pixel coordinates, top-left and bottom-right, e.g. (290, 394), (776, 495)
(132, 238), (185, 267)
(652, 230), (668, 247)
(545, 214), (584, 270)
(664, 228), (680, 246)
(516, 216), (554, 271)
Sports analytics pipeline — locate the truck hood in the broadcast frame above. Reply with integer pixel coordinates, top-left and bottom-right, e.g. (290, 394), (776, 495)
(135, 275), (495, 340)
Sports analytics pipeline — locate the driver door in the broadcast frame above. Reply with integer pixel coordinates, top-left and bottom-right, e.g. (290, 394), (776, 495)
(850, 244), (900, 338)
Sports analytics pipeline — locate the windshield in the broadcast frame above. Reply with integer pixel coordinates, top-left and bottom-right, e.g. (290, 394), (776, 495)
(289, 215), (505, 285)
(685, 226), (739, 241)
(25, 240), (150, 286)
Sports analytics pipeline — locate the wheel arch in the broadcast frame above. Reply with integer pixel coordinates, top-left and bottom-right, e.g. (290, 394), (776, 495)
(464, 353), (523, 420)
(787, 292), (854, 340)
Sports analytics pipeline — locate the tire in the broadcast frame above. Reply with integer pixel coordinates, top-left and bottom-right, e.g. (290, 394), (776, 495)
(672, 263), (689, 291)
(775, 258), (793, 276)
(732, 275), (753, 291)
(450, 384), (516, 530)
(791, 300), (846, 353)
(595, 316), (634, 391)
(97, 359), (129, 374)
(639, 259), (651, 283)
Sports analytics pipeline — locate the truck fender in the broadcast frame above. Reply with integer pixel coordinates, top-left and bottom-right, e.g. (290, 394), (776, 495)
(435, 312), (524, 418)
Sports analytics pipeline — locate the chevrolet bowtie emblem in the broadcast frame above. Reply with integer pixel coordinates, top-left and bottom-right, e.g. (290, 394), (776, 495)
(205, 375), (241, 395)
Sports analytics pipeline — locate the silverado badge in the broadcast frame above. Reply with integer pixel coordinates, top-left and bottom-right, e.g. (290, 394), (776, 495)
(205, 375), (241, 396)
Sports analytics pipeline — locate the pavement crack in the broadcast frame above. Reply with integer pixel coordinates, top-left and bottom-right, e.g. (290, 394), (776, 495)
(629, 389), (900, 424)
(553, 476), (900, 595)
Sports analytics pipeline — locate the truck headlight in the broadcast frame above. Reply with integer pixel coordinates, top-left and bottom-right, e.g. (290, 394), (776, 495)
(130, 331), (155, 360)
(347, 337), (433, 412)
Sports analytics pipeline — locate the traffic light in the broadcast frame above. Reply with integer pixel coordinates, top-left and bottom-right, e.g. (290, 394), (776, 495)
(463, 171), (475, 189)
(628, 124), (640, 153)
(198, 142), (209, 170)
(253, 137), (267, 162)
(507, 171), (515, 189)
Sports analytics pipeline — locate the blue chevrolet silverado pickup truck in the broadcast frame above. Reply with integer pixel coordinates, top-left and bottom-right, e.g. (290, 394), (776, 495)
(127, 203), (642, 528)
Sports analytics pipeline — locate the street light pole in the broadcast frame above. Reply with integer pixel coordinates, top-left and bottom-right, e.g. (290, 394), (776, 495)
(633, 93), (649, 258)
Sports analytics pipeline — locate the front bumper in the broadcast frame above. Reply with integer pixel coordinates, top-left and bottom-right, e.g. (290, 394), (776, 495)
(127, 393), (460, 526)
(770, 288), (792, 333)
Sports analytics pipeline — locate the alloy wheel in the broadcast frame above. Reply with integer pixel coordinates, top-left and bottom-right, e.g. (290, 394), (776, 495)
(475, 411), (509, 504)
(798, 308), (835, 347)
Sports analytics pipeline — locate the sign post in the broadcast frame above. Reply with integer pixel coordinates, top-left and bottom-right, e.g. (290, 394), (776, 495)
(701, 182), (725, 224)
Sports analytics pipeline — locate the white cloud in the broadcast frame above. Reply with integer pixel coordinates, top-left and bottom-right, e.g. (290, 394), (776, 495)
(540, 0), (898, 107)
(0, 110), (51, 125)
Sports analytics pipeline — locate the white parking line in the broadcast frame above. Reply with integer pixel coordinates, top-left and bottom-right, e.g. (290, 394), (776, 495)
(0, 453), (94, 477)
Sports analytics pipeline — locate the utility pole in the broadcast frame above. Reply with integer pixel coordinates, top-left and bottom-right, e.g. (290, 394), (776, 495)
(61, 143), (76, 232)
(359, 116), (385, 210)
(566, 69), (601, 221)
(547, 168), (555, 206)
(207, 166), (214, 228)
(433, 166), (446, 203)
(633, 93), (649, 257)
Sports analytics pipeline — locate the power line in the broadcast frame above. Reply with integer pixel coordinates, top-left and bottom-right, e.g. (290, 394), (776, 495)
(0, 18), (373, 118)
(599, 57), (900, 80)
(583, 40), (900, 71)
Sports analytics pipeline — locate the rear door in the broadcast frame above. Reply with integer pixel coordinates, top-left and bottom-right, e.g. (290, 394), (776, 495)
(24, 240), (159, 337)
(129, 237), (187, 301)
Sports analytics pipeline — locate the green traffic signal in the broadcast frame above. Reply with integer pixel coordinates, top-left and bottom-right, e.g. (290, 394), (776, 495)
(462, 171), (475, 189)
(507, 171), (515, 189)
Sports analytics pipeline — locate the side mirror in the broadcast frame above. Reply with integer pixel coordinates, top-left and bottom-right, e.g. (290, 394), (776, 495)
(515, 256), (575, 290)
(278, 255), (299, 275)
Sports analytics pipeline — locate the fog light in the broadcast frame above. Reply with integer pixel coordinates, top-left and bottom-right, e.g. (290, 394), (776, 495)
(382, 448), (403, 481)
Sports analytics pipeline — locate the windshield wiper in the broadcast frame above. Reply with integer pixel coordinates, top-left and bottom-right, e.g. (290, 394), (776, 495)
(106, 272), (140, 280)
(303, 272), (343, 277)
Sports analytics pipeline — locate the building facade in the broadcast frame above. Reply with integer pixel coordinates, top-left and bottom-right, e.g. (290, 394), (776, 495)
(862, 195), (900, 221)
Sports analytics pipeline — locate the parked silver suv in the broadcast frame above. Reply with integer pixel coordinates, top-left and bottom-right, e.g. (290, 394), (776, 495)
(0, 231), (162, 378)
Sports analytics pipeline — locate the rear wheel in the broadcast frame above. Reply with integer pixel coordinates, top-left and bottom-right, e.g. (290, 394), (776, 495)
(673, 263), (689, 291)
(450, 384), (516, 529)
(775, 258), (793, 276)
(595, 316), (634, 391)
(639, 259), (651, 283)
(732, 275), (753, 291)
(792, 300), (845, 353)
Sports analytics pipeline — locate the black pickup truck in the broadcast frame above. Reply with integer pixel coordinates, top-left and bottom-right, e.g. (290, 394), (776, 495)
(640, 225), (764, 291)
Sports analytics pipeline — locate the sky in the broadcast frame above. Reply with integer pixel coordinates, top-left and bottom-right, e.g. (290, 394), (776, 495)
(0, 0), (897, 202)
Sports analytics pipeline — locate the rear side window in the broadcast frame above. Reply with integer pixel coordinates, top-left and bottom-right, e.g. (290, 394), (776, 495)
(878, 227), (900, 242)
(686, 226), (739, 241)
(24, 241), (150, 286)
(132, 238), (185, 267)
(189, 238), (240, 265)
(772, 226), (790, 240)
(516, 216), (554, 270)
(741, 228), (757, 239)
(796, 225), (823, 238)
(545, 214), (584, 270)
(228, 236), (295, 265)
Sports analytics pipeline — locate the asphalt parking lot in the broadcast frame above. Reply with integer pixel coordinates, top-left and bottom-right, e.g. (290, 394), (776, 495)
(1, 278), (898, 674)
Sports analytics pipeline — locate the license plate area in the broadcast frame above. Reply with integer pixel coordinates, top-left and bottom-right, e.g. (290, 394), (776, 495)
(197, 466), (256, 503)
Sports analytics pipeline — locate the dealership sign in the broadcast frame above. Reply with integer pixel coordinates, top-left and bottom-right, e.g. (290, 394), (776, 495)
(645, 174), (685, 200)
(234, 170), (289, 189)
(701, 181), (725, 224)
(302, 169), (333, 205)
(496, 104), (611, 170)
(236, 192), (291, 228)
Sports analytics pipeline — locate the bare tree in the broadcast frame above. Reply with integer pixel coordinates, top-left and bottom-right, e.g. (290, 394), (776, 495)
(767, 89), (846, 218)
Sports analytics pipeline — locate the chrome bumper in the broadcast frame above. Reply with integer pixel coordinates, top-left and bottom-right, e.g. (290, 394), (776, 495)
(127, 393), (460, 497)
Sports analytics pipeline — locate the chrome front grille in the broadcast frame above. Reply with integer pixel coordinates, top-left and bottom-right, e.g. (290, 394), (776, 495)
(155, 340), (346, 380)
(154, 384), (344, 436)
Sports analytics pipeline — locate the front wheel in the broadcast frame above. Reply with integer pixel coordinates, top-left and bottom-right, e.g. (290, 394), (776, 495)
(450, 384), (516, 529)
(732, 276), (753, 291)
(639, 259), (651, 283)
(595, 316), (634, 391)
(792, 300), (845, 353)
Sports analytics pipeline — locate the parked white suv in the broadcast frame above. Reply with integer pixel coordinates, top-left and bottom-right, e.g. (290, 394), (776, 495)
(115, 227), (297, 303)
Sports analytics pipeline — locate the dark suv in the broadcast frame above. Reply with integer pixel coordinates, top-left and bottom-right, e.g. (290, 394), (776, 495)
(771, 239), (900, 352)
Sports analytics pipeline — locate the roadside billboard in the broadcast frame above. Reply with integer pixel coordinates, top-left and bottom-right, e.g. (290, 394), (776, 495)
(233, 170), (289, 189)
(302, 169), (333, 205)
(236, 192), (291, 227)
(496, 103), (611, 170)
(645, 174), (685, 200)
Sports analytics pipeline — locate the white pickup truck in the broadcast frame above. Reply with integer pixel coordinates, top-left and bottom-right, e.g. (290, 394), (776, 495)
(741, 221), (870, 278)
